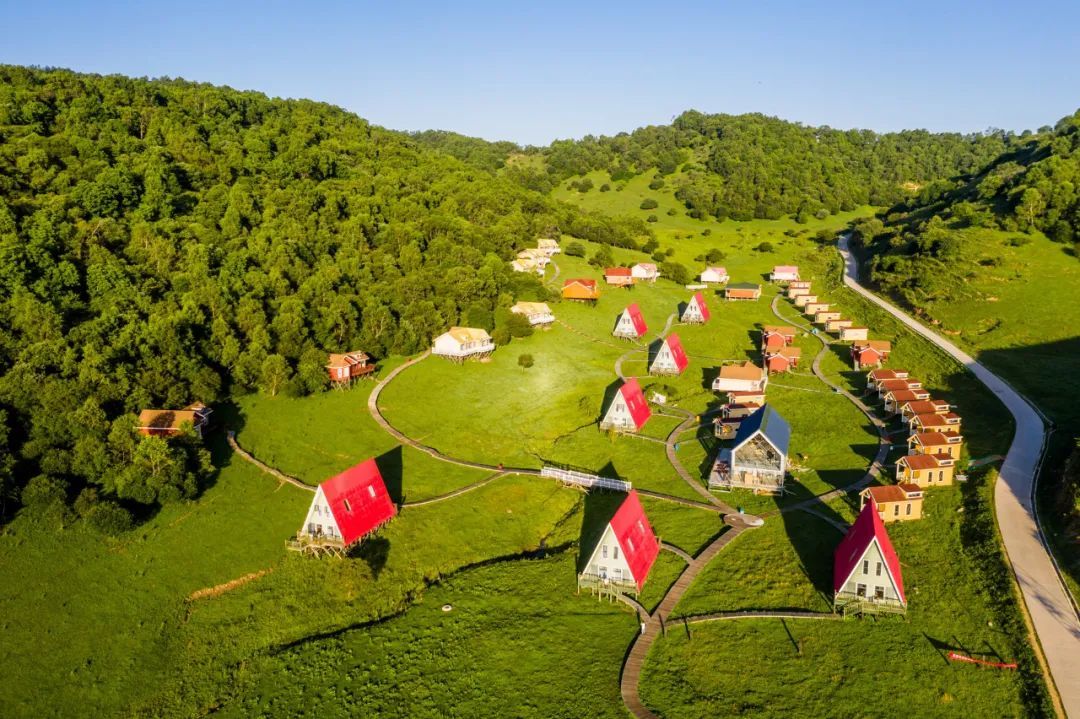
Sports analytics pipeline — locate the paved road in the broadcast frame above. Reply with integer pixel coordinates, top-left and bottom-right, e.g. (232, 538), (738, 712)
(838, 234), (1080, 717)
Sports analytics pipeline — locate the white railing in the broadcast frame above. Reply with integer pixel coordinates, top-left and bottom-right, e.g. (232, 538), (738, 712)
(541, 466), (631, 492)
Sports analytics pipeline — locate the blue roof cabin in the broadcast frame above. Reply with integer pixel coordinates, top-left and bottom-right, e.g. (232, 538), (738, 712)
(709, 405), (791, 493)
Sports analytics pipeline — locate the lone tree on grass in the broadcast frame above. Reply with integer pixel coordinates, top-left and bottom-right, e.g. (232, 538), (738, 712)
(518, 353), (534, 371)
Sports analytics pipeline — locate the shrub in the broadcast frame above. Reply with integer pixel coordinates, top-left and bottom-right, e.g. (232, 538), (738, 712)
(517, 354), (534, 370)
(649, 178), (665, 190)
(666, 208), (676, 216)
(640, 198), (658, 210)
(565, 241), (586, 257)
(652, 251), (666, 263)
(706, 248), (726, 263)
(642, 239), (659, 254)
(814, 208), (829, 220)
(647, 215), (658, 223)
(87, 501), (134, 535)
(659, 261), (691, 285)
(491, 327), (511, 346)
(702, 229), (712, 236)
(599, 183), (611, 192)
(754, 241), (775, 253)
(506, 313), (534, 338)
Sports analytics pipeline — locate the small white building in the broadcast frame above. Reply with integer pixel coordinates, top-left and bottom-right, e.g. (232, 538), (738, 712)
(700, 266), (729, 284)
(511, 258), (540, 274)
(631, 263), (660, 282)
(510, 301), (555, 326)
(712, 361), (768, 393)
(840, 326), (869, 341)
(770, 265), (800, 282)
(432, 327), (496, 361)
(794, 294), (817, 308)
(537, 238), (561, 256)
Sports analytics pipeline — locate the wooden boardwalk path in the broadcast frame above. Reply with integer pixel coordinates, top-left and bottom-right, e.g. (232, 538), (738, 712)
(227, 431), (314, 493)
(620, 526), (748, 719)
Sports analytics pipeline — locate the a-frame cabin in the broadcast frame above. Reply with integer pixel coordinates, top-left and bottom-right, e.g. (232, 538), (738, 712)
(650, 333), (689, 375)
(613, 303), (648, 339)
(293, 458), (397, 555)
(600, 378), (651, 432)
(833, 502), (907, 616)
(577, 490), (660, 598)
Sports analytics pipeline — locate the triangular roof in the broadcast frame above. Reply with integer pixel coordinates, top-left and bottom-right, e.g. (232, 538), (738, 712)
(661, 333), (689, 372)
(687, 292), (710, 321)
(864, 483), (923, 504)
(608, 490), (660, 591)
(564, 278), (597, 289)
(633, 262), (657, 272)
(833, 502), (905, 604)
(853, 340), (892, 353)
(762, 333), (786, 350)
(762, 325), (797, 338)
(618, 378), (651, 430)
(909, 432), (954, 447)
(320, 458), (397, 546)
(733, 405), (790, 456)
(623, 304), (647, 336)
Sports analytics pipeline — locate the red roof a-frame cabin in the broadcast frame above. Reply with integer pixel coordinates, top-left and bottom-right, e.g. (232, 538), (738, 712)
(650, 332), (689, 375)
(298, 458), (397, 549)
(579, 489), (660, 595)
(600, 377), (652, 432)
(613, 303), (648, 339)
(682, 291), (711, 323)
(833, 502), (906, 615)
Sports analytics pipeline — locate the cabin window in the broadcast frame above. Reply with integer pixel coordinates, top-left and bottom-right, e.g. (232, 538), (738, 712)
(599, 566), (608, 578)
(893, 504), (899, 517)
(906, 503), (912, 515)
(313, 505), (320, 516)
(862, 560), (869, 575)
(613, 546), (619, 560)
(938, 470), (944, 482)
(876, 562), (882, 577)
(856, 583), (866, 598)
(343, 499), (352, 513)
(602, 546), (608, 559)
(874, 586), (885, 600)
(367, 486), (376, 499)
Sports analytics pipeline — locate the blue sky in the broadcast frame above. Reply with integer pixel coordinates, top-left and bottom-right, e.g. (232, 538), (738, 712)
(2, 1), (1078, 145)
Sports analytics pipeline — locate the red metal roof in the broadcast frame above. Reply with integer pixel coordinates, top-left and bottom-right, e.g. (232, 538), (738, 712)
(664, 333), (689, 372)
(606, 266), (632, 277)
(321, 458), (397, 546)
(691, 292), (711, 321)
(619, 378), (652, 430)
(834, 502), (906, 604)
(609, 490), (660, 591)
(625, 303), (647, 336)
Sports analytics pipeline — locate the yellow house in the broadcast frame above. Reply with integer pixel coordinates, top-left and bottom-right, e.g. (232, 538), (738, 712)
(909, 412), (962, 436)
(860, 483), (924, 522)
(896, 453), (956, 487)
(908, 432), (963, 460)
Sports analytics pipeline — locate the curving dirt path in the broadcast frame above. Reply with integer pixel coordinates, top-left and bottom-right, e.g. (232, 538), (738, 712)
(838, 234), (1080, 715)
(227, 431), (315, 493)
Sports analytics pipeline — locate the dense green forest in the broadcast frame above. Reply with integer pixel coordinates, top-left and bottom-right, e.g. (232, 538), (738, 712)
(420, 110), (1025, 221)
(0, 66), (650, 528)
(852, 111), (1080, 303)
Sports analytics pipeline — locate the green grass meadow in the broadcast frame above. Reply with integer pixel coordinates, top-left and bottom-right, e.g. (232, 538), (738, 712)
(0, 172), (1051, 717)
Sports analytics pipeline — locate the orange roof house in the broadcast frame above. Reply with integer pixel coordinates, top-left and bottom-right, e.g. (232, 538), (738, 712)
(900, 398), (951, 423)
(725, 283), (761, 300)
(851, 340), (892, 369)
(762, 325), (796, 345)
(604, 267), (634, 287)
(326, 350), (375, 385)
(765, 346), (802, 374)
(876, 378), (923, 397)
(137, 403), (212, 438)
(910, 412), (962, 436)
(908, 432), (963, 460)
(867, 368), (910, 390)
(896, 453), (956, 487)
(883, 387), (931, 413)
(860, 483), (924, 522)
(712, 361), (768, 393)
(563, 278), (600, 302)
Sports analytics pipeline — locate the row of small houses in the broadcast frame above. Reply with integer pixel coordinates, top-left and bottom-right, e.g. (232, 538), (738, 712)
(511, 238), (562, 275)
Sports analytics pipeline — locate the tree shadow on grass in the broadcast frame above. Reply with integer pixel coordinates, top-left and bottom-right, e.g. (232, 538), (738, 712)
(776, 500), (849, 604)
